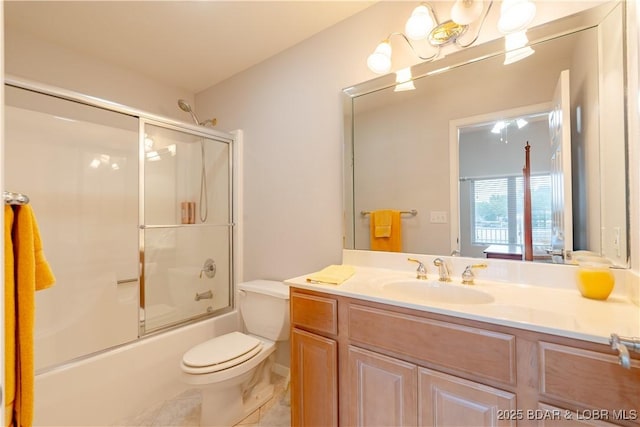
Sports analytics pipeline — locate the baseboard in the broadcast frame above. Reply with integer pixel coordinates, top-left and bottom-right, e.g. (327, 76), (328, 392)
(272, 362), (290, 379)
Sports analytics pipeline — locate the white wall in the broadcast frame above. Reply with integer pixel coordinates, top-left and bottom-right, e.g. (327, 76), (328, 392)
(196, 1), (636, 280)
(4, 29), (194, 121)
(195, 4), (409, 280)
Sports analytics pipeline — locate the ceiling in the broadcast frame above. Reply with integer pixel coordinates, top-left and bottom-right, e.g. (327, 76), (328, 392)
(4, 1), (374, 94)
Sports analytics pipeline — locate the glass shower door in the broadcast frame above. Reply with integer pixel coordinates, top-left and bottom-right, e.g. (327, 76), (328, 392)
(5, 85), (140, 370)
(140, 122), (233, 334)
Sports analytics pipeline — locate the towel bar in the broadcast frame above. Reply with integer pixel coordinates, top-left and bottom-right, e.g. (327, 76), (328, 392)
(360, 209), (417, 216)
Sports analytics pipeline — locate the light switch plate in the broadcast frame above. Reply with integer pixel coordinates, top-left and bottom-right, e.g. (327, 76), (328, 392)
(430, 211), (448, 224)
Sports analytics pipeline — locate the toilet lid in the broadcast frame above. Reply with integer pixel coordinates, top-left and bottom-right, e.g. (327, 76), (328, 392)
(182, 332), (263, 373)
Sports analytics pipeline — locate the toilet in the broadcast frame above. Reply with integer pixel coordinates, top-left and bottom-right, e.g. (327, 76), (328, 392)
(180, 280), (290, 427)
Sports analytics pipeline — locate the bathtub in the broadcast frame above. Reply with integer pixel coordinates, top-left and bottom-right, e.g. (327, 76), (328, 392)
(34, 311), (240, 426)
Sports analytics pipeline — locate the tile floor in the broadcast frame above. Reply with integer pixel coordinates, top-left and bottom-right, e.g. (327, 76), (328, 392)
(115, 373), (290, 427)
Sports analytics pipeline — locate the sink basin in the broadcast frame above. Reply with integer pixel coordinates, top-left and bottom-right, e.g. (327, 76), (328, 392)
(380, 280), (495, 305)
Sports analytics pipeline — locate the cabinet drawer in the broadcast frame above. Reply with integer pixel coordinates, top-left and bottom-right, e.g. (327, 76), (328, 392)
(539, 342), (640, 424)
(348, 304), (516, 386)
(291, 291), (338, 336)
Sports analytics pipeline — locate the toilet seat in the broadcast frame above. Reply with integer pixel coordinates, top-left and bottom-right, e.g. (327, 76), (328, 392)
(182, 332), (263, 375)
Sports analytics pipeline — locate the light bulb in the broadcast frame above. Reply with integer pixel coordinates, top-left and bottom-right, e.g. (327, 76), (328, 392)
(405, 5), (434, 40)
(367, 41), (392, 74)
(498, 0), (536, 34)
(491, 121), (506, 134)
(451, 0), (484, 26)
(505, 30), (529, 50)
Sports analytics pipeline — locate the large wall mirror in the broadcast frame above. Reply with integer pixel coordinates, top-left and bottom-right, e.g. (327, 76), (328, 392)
(344, 1), (629, 267)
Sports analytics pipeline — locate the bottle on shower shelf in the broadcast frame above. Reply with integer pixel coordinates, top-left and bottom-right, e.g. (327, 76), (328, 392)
(181, 201), (196, 224)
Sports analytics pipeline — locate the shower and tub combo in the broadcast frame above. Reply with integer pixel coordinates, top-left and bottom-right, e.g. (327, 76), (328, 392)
(4, 77), (250, 425)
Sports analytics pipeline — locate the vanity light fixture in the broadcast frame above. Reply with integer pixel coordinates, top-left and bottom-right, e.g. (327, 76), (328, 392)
(367, 40), (393, 74)
(366, 0), (537, 74)
(405, 5), (434, 40)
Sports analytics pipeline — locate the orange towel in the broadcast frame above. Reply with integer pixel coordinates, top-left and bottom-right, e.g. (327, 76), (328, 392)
(5, 205), (55, 427)
(370, 210), (402, 252)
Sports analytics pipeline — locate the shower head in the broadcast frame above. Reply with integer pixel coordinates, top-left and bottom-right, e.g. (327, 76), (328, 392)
(177, 99), (201, 126)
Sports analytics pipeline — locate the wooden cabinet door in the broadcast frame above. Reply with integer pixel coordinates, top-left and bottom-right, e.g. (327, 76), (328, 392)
(418, 367), (516, 427)
(290, 328), (338, 427)
(348, 345), (418, 427)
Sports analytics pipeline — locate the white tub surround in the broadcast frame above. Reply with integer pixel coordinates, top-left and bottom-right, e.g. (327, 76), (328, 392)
(284, 250), (640, 345)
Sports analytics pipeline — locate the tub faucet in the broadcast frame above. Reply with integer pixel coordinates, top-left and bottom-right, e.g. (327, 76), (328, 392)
(195, 290), (213, 301)
(407, 258), (427, 280)
(433, 258), (451, 282)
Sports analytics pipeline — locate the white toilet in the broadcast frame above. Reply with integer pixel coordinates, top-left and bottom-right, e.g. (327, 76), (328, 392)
(180, 280), (290, 427)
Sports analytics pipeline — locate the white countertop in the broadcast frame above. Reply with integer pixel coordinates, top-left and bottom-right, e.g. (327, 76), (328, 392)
(285, 265), (640, 345)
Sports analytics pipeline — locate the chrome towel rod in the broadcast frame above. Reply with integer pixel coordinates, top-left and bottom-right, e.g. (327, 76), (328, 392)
(3, 191), (30, 205)
(361, 209), (417, 216)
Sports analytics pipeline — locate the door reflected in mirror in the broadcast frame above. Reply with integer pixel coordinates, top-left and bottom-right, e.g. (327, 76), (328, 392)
(456, 110), (553, 260)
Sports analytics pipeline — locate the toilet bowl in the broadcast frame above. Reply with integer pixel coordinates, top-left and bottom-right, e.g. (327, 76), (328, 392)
(180, 280), (290, 427)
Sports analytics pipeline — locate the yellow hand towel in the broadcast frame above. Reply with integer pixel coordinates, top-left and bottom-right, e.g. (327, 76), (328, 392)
(5, 205), (55, 427)
(373, 210), (393, 238)
(370, 210), (402, 252)
(306, 264), (355, 285)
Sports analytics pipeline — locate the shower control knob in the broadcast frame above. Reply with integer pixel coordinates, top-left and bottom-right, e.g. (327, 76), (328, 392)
(200, 258), (216, 279)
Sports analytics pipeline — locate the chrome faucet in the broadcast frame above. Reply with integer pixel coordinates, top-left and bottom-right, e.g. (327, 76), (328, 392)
(433, 258), (451, 282)
(407, 258), (427, 280)
(461, 263), (488, 285)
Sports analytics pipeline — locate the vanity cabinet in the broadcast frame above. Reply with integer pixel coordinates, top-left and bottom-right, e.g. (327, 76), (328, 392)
(290, 292), (339, 427)
(289, 287), (640, 427)
(347, 345), (418, 426)
(418, 367), (516, 427)
(291, 329), (338, 427)
(536, 342), (640, 427)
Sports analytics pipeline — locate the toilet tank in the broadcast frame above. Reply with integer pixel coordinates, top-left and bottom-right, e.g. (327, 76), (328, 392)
(237, 280), (290, 341)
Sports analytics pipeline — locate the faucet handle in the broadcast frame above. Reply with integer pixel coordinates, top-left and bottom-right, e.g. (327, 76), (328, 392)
(461, 263), (487, 285)
(407, 258), (428, 280)
(200, 258), (217, 279)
